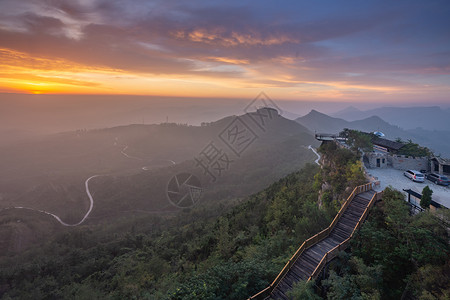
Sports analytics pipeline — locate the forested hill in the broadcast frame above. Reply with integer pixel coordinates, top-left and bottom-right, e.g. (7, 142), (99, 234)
(1, 142), (448, 299)
(0, 163), (323, 299)
(0, 139), (368, 299)
(0, 111), (318, 254)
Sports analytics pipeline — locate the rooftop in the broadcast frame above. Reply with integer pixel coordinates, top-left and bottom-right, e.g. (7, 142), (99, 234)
(431, 156), (450, 165)
(372, 137), (404, 151)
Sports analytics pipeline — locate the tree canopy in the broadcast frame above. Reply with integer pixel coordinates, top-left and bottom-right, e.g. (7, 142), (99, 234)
(421, 185), (433, 209)
(326, 187), (449, 299)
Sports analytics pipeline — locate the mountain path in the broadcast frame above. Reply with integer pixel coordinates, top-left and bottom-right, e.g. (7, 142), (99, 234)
(2, 137), (177, 226)
(308, 145), (321, 165)
(1, 175), (99, 226)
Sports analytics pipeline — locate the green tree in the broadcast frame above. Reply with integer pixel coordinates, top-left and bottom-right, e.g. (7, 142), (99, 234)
(287, 280), (321, 300)
(348, 187), (449, 299)
(324, 257), (382, 300)
(421, 186), (433, 209)
(342, 129), (374, 152)
(398, 140), (431, 157)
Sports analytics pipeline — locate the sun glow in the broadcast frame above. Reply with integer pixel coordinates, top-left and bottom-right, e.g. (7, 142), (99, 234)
(0, 47), (446, 103)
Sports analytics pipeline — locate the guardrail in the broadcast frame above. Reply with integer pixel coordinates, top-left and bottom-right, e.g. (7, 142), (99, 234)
(249, 182), (379, 300)
(308, 189), (383, 280)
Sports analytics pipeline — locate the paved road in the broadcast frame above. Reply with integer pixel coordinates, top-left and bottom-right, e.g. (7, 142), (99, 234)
(2, 175), (99, 226)
(2, 138), (177, 226)
(116, 138), (176, 169)
(308, 145), (321, 165)
(367, 168), (450, 208)
(120, 145), (144, 161)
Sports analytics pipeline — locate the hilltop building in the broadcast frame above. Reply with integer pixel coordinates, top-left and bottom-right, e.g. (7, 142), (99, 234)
(364, 136), (428, 171)
(430, 156), (450, 176)
(372, 137), (404, 153)
(316, 131), (434, 172)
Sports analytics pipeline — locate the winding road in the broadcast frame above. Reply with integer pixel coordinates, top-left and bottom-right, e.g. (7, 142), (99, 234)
(3, 140), (316, 226)
(120, 145), (144, 161)
(116, 139), (176, 170)
(142, 159), (176, 170)
(308, 145), (321, 165)
(2, 175), (99, 226)
(2, 138), (178, 227)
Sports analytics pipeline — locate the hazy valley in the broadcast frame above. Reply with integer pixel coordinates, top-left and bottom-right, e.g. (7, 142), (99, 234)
(0, 108), (319, 254)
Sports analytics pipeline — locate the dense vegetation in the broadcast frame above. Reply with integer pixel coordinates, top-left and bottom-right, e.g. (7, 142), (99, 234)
(324, 187), (449, 299)
(396, 139), (432, 157)
(341, 129), (374, 152)
(314, 141), (367, 215)
(3, 139), (445, 299)
(0, 141), (368, 299)
(0, 116), (317, 254)
(0, 163), (332, 299)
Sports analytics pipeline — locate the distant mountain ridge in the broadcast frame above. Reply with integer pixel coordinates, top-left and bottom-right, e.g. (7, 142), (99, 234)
(332, 106), (362, 116)
(296, 110), (405, 138)
(296, 110), (450, 157)
(332, 106), (450, 131)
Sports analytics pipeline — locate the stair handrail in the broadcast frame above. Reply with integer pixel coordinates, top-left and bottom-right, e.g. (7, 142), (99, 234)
(308, 189), (382, 280)
(249, 182), (376, 299)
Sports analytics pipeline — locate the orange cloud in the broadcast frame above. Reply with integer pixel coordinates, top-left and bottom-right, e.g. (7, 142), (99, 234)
(0, 48), (119, 94)
(1, 47), (447, 104)
(0, 48), (121, 73)
(0, 48), (249, 96)
(206, 56), (250, 65)
(173, 28), (297, 46)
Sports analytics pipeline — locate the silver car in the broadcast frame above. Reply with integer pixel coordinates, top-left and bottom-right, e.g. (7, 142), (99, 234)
(404, 170), (425, 182)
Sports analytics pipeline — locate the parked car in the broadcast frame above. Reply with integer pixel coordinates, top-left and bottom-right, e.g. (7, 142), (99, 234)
(404, 170), (425, 182)
(426, 173), (450, 186)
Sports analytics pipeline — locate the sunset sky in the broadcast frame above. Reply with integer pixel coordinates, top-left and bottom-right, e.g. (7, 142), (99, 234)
(1, 0), (449, 103)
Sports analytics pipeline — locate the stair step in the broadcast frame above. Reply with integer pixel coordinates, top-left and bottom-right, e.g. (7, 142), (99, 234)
(295, 260), (314, 274)
(292, 262), (312, 278)
(271, 286), (289, 300)
(303, 251), (320, 265)
(264, 188), (378, 299)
